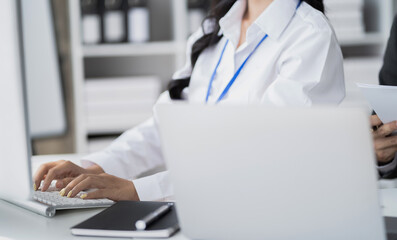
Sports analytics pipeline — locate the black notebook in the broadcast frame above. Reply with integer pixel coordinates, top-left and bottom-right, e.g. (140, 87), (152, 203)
(71, 201), (179, 238)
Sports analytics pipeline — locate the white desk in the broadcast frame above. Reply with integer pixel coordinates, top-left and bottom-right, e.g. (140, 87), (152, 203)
(0, 199), (188, 240)
(0, 155), (188, 240)
(1, 154), (397, 240)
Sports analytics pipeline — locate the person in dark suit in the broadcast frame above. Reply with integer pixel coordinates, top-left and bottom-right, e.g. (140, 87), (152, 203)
(373, 16), (397, 178)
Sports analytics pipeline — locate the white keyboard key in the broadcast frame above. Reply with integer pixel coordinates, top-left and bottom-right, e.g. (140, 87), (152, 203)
(33, 190), (113, 209)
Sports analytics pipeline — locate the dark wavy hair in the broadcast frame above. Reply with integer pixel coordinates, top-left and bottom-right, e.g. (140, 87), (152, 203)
(168, 0), (324, 99)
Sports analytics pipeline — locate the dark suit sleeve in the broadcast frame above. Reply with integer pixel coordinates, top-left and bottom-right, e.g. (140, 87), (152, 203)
(378, 16), (397, 179)
(379, 16), (397, 87)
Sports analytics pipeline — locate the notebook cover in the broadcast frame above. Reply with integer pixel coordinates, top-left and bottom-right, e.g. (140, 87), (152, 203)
(71, 201), (179, 238)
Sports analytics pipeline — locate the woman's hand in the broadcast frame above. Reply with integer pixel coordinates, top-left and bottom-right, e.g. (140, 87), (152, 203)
(33, 160), (104, 192)
(59, 173), (139, 201)
(371, 115), (397, 164)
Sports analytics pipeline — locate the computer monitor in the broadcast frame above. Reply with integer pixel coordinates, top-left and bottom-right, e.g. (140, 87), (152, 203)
(21, 0), (67, 138)
(0, 0), (32, 201)
(0, 1), (112, 217)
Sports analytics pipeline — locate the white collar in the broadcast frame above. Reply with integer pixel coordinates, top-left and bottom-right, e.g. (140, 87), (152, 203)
(219, 0), (301, 47)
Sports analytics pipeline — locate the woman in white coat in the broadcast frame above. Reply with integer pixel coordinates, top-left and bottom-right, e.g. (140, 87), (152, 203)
(34, 0), (345, 201)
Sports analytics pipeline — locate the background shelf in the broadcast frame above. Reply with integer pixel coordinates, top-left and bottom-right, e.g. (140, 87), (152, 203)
(67, 0), (397, 154)
(339, 32), (385, 46)
(83, 41), (186, 57)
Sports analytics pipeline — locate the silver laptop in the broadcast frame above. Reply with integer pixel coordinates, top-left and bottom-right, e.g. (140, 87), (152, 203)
(156, 104), (386, 240)
(0, 0), (112, 217)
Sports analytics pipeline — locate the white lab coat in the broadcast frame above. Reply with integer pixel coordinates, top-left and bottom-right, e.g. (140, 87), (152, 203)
(82, 0), (346, 200)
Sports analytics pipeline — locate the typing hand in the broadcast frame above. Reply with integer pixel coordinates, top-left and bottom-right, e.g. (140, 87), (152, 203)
(59, 173), (139, 201)
(371, 115), (397, 164)
(33, 160), (104, 192)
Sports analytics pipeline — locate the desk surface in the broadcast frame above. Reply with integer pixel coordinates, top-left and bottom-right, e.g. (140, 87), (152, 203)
(1, 154), (397, 240)
(0, 154), (187, 240)
(0, 199), (187, 240)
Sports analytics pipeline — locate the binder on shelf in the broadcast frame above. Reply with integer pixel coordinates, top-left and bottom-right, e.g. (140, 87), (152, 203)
(187, 0), (210, 35)
(84, 76), (161, 102)
(86, 112), (153, 134)
(187, 0), (210, 12)
(71, 201), (179, 238)
(86, 100), (157, 114)
(81, 0), (101, 44)
(128, 0), (150, 43)
(324, 0), (363, 10)
(324, 0), (365, 39)
(84, 76), (161, 134)
(103, 0), (127, 43)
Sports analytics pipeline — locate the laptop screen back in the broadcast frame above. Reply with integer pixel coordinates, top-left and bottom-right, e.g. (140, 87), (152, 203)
(156, 104), (385, 240)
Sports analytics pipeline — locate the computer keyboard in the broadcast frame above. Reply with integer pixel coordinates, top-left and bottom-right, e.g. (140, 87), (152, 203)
(33, 190), (114, 210)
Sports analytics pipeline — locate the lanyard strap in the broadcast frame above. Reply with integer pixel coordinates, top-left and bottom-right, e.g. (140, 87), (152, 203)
(205, 39), (230, 103)
(205, 35), (268, 103)
(205, 0), (302, 103)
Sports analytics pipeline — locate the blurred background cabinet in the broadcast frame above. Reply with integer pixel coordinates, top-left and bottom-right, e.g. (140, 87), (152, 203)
(65, 0), (397, 154)
(69, 0), (211, 153)
(328, 0), (395, 108)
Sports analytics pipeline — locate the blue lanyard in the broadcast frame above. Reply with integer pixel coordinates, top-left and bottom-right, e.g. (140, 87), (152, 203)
(205, 35), (268, 103)
(205, 0), (302, 103)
